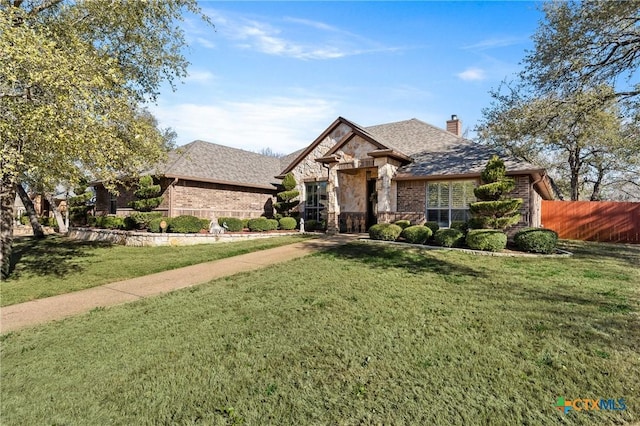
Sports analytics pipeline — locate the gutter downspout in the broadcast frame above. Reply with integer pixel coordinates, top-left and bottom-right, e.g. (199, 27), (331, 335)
(531, 172), (546, 228)
(168, 177), (178, 218)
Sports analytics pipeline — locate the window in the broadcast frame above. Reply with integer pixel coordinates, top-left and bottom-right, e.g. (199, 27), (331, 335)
(426, 181), (476, 227)
(304, 182), (327, 223)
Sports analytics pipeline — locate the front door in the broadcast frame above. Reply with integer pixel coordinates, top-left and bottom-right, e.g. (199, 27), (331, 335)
(366, 179), (377, 229)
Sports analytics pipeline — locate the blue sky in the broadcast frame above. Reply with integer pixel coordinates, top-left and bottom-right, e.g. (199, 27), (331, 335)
(150, 1), (544, 154)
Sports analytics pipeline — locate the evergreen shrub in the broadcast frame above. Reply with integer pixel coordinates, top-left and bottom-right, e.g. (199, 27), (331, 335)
(514, 228), (558, 254)
(168, 215), (204, 233)
(434, 228), (465, 247)
(393, 220), (411, 229)
(368, 223), (402, 241)
(466, 229), (507, 252)
(401, 225), (432, 244)
(279, 217), (297, 230)
(217, 217), (244, 232)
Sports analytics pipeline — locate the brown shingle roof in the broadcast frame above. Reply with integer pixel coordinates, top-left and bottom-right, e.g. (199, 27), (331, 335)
(158, 140), (282, 189)
(363, 118), (543, 176)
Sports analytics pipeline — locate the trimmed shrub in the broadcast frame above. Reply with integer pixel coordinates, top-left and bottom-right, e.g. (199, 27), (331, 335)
(148, 217), (172, 233)
(168, 215), (204, 233)
(514, 228), (558, 254)
(19, 214), (29, 225)
(433, 228), (465, 248)
(424, 221), (440, 234)
(101, 216), (125, 230)
(127, 212), (163, 230)
(368, 223), (402, 241)
(466, 229), (507, 252)
(401, 225), (432, 244)
(200, 218), (211, 230)
(450, 221), (469, 233)
(87, 215), (98, 227)
(242, 218), (250, 229)
(279, 217), (297, 230)
(305, 219), (318, 231)
(217, 217), (244, 232)
(393, 220), (411, 230)
(248, 217), (271, 232)
(266, 218), (279, 231)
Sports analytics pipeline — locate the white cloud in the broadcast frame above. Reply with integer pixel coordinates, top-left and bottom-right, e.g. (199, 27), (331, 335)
(195, 37), (216, 49)
(457, 67), (486, 81)
(150, 97), (337, 154)
(185, 70), (217, 84)
(203, 8), (403, 60)
(463, 36), (526, 51)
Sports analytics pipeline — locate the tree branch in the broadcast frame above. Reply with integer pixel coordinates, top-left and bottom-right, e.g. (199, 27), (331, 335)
(28, 0), (64, 16)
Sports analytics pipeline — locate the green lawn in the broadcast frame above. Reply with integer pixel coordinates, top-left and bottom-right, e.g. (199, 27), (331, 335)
(1, 234), (311, 306)
(1, 240), (638, 425)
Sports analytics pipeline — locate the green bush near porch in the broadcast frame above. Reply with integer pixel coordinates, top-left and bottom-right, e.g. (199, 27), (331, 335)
(368, 223), (402, 241)
(279, 217), (297, 230)
(514, 228), (559, 254)
(466, 229), (507, 252)
(433, 228), (465, 248)
(168, 215), (206, 233)
(217, 217), (244, 232)
(401, 225), (432, 244)
(393, 220), (411, 229)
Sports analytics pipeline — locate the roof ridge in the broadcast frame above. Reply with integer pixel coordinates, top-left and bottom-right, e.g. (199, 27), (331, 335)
(164, 140), (200, 174)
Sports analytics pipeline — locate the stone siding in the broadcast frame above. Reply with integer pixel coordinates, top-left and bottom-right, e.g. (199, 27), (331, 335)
(338, 170), (367, 213)
(68, 227), (300, 247)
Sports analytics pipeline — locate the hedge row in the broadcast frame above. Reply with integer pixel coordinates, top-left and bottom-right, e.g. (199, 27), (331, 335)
(368, 221), (558, 254)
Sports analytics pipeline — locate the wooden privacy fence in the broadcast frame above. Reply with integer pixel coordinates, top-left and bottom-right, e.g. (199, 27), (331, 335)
(542, 200), (640, 244)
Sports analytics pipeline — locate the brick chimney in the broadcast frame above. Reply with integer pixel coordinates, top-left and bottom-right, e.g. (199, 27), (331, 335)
(446, 114), (462, 137)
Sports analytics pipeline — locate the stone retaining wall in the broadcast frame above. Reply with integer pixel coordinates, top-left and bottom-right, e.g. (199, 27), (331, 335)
(67, 228), (302, 247)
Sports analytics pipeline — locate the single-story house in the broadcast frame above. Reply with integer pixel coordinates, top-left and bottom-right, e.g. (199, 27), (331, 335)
(94, 115), (554, 233)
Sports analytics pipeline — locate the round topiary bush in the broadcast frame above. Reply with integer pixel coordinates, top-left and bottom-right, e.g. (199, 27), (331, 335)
(218, 217), (244, 232)
(279, 217), (297, 230)
(433, 228), (465, 247)
(168, 215), (204, 233)
(466, 229), (507, 252)
(266, 218), (279, 231)
(248, 217), (271, 232)
(401, 225), (432, 244)
(368, 223), (403, 241)
(424, 221), (440, 234)
(514, 228), (558, 254)
(393, 220), (411, 229)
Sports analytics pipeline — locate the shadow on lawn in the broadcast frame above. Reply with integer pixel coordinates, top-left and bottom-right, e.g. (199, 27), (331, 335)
(559, 240), (640, 268)
(321, 242), (486, 278)
(514, 285), (640, 352)
(9, 235), (112, 279)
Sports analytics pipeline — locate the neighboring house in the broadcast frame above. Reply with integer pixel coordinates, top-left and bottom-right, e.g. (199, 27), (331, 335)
(93, 115), (554, 233)
(94, 141), (288, 219)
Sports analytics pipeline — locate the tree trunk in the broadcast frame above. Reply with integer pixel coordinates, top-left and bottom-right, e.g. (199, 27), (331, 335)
(16, 184), (45, 238)
(46, 194), (68, 233)
(1, 181), (16, 279)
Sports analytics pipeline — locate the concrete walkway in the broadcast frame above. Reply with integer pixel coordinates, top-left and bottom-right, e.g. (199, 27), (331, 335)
(1, 235), (357, 333)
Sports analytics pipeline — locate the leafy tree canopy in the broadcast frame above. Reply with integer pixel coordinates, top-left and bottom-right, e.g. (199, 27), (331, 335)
(477, 1), (640, 201)
(0, 0), (212, 278)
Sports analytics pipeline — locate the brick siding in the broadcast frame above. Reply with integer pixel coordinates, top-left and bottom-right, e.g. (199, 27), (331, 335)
(95, 178), (276, 220)
(397, 180), (426, 212)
